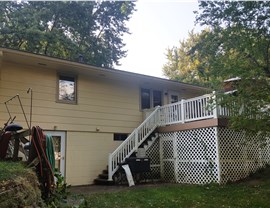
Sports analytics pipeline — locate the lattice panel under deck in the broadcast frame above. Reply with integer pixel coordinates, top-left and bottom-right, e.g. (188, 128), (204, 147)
(162, 161), (175, 182)
(160, 133), (175, 182)
(218, 128), (270, 184)
(176, 127), (219, 184)
(261, 138), (270, 164)
(145, 137), (161, 179)
(176, 161), (218, 184)
(160, 128), (219, 184)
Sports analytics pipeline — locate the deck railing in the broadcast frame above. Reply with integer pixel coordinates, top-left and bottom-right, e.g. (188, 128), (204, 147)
(108, 92), (218, 181)
(108, 107), (160, 180)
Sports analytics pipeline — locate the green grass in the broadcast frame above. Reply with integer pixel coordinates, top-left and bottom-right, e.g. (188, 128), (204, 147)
(78, 167), (270, 208)
(0, 161), (30, 181)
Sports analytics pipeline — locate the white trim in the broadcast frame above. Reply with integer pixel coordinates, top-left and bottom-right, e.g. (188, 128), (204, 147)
(44, 131), (66, 177)
(215, 127), (221, 184)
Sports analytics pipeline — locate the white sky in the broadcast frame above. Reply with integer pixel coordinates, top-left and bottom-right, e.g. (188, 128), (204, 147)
(116, 1), (202, 78)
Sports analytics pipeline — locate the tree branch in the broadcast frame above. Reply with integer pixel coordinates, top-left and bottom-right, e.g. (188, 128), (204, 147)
(244, 52), (263, 68)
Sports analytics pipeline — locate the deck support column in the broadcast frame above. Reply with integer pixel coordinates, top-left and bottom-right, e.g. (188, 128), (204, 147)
(212, 91), (218, 119)
(108, 153), (113, 181)
(181, 99), (185, 123)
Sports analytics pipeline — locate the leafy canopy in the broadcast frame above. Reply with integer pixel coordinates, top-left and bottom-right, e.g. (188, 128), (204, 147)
(0, 1), (135, 67)
(163, 1), (270, 134)
(163, 29), (216, 88)
(195, 1), (270, 134)
(195, 1), (270, 78)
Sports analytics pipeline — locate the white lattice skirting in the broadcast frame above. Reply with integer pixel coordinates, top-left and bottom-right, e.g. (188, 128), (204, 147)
(158, 127), (270, 184)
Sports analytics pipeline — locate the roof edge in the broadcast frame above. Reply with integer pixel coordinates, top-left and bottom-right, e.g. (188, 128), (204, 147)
(0, 47), (208, 90)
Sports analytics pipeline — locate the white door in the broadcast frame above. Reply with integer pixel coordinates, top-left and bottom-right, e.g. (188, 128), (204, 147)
(44, 131), (66, 176)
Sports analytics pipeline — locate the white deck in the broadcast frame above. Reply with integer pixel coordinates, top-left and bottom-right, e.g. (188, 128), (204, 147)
(108, 92), (229, 180)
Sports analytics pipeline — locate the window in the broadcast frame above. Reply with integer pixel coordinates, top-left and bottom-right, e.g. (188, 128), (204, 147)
(170, 95), (179, 103)
(153, 90), (162, 107)
(141, 88), (151, 109)
(114, 133), (129, 141)
(58, 74), (77, 104)
(140, 88), (162, 110)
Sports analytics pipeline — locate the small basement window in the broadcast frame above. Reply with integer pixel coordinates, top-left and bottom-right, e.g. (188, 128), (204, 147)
(114, 133), (129, 141)
(57, 74), (77, 104)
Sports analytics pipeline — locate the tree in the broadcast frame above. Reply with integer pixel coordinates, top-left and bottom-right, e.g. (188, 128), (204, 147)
(163, 30), (215, 87)
(194, 1), (270, 78)
(194, 1), (270, 134)
(163, 1), (270, 134)
(0, 1), (135, 67)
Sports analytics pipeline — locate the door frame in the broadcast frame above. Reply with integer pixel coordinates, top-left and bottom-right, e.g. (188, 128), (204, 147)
(44, 130), (66, 177)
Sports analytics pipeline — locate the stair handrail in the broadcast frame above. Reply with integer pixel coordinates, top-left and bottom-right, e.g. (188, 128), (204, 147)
(108, 106), (160, 181)
(108, 92), (219, 181)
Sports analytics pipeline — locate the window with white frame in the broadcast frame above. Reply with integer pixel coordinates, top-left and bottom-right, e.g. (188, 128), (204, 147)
(141, 88), (162, 110)
(57, 74), (77, 104)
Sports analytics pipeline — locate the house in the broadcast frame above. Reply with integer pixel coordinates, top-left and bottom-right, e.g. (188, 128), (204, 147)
(0, 48), (208, 185)
(1, 48), (269, 186)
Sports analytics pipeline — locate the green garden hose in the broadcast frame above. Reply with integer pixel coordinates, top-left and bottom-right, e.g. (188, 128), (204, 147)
(45, 134), (55, 173)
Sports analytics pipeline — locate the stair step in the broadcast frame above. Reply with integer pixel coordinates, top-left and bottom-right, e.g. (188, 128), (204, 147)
(98, 173), (108, 179)
(94, 178), (115, 186)
(102, 169), (108, 174)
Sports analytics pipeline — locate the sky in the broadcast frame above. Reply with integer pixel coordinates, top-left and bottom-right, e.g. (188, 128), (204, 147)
(116, 1), (202, 78)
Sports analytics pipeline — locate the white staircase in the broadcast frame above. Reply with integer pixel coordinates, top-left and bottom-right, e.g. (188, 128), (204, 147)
(142, 133), (159, 151)
(108, 92), (220, 181)
(108, 107), (160, 180)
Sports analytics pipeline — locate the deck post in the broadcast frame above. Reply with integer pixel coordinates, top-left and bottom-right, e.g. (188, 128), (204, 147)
(157, 106), (161, 126)
(135, 128), (138, 150)
(108, 153), (113, 181)
(215, 127), (222, 184)
(181, 99), (185, 123)
(212, 91), (218, 119)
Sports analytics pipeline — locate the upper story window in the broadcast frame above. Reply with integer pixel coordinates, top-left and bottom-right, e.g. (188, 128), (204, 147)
(58, 74), (77, 104)
(141, 88), (162, 110)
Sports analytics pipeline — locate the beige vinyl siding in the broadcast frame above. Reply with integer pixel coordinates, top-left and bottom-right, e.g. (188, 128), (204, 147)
(0, 62), (143, 184)
(0, 62), (142, 133)
(0, 56), (206, 185)
(66, 132), (121, 185)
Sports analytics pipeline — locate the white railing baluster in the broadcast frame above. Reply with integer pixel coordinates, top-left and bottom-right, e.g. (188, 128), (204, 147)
(108, 92), (222, 181)
(212, 91), (218, 118)
(108, 107), (161, 181)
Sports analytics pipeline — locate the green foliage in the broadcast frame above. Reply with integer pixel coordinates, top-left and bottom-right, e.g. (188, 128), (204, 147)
(163, 30), (211, 87)
(0, 1), (135, 67)
(194, 1), (270, 134)
(163, 1), (270, 134)
(0, 161), (31, 181)
(46, 172), (71, 207)
(193, 1), (270, 80)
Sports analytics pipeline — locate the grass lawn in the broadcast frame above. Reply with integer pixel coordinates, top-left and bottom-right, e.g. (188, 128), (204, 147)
(0, 161), (31, 181)
(74, 167), (270, 208)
